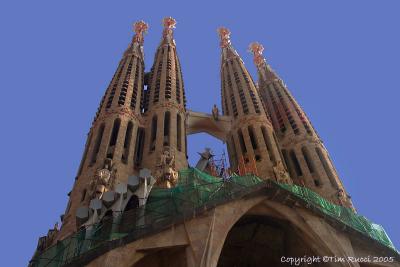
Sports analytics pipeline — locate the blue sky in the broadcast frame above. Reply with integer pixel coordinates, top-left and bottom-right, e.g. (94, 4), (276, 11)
(1, 0), (399, 265)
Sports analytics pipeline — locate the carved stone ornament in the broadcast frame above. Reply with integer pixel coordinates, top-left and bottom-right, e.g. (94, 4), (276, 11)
(212, 104), (219, 120)
(155, 149), (179, 188)
(88, 159), (116, 199)
(273, 160), (292, 184)
(97, 168), (111, 184)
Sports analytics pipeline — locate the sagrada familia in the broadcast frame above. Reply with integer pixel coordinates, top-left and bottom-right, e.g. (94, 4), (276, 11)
(30, 18), (399, 267)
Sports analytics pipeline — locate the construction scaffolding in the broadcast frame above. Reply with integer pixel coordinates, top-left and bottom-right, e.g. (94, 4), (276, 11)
(30, 168), (397, 267)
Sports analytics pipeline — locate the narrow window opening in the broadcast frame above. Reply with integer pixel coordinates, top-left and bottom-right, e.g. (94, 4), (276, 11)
(302, 146), (315, 173)
(290, 150), (303, 176)
(130, 61), (141, 111)
(107, 118), (121, 159)
(106, 59), (126, 109)
(134, 127), (145, 167)
(90, 124), (105, 165)
(150, 116), (157, 151)
(281, 149), (295, 178)
(122, 122), (133, 164)
(261, 127), (275, 164)
(163, 112), (170, 146)
(238, 129), (247, 154)
(177, 114), (182, 151)
(81, 189), (87, 202)
(248, 126), (258, 150)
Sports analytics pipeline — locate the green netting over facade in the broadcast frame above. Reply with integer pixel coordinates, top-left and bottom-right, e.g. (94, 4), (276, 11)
(276, 182), (396, 250)
(30, 168), (397, 267)
(146, 168), (263, 215)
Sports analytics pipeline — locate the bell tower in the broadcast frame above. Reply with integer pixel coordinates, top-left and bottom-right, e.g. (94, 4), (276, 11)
(218, 28), (290, 182)
(141, 17), (188, 173)
(249, 42), (353, 209)
(57, 21), (149, 240)
(30, 20), (398, 267)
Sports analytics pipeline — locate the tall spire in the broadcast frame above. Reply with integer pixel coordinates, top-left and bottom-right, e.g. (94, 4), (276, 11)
(251, 42), (354, 209)
(218, 28), (290, 182)
(56, 21), (149, 240)
(124, 20), (148, 58)
(218, 27), (231, 48)
(217, 27), (239, 60)
(133, 20), (148, 45)
(161, 17), (176, 45)
(248, 42), (278, 82)
(141, 17), (188, 177)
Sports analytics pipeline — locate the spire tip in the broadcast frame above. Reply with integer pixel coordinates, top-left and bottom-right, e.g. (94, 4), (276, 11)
(248, 42), (266, 67)
(217, 27), (231, 48)
(163, 17), (176, 39)
(133, 20), (148, 45)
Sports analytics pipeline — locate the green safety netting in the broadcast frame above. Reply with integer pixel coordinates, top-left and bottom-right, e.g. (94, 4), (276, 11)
(30, 168), (396, 267)
(276, 182), (396, 250)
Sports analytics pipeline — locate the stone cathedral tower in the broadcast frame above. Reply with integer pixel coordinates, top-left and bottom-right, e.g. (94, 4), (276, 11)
(56, 21), (149, 241)
(218, 28), (290, 183)
(249, 42), (353, 209)
(31, 19), (399, 267)
(141, 17), (188, 175)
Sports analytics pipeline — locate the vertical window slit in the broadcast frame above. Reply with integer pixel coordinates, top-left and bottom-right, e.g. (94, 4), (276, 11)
(302, 146), (315, 173)
(248, 126), (258, 150)
(163, 112), (170, 146)
(290, 150), (303, 176)
(177, 114), (182, 151)
(282, 149), (295, 178)
(107, 119), (121, 159)
(238, 129), (247, 154)
(150, 116), (157, 151)
(81, 189), (87, 202)
(261, 127), (275, 164)
(90, 124), (105, 165)
(122, 122), (133, 164)
(134, 127), (145, 167)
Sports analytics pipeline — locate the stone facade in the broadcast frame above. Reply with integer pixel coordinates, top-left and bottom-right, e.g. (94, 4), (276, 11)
(249, 42), (354, 209)
(218, 28), (289, 182)
(31, 19), (398, 267)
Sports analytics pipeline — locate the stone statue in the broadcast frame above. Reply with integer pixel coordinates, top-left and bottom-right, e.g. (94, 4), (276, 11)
(212, 104), (219, 120)
(337, 189), (349, 207)
(155, 149), (179, 188)
(89, 159), (116, 199)
(273, 160), (292, 184)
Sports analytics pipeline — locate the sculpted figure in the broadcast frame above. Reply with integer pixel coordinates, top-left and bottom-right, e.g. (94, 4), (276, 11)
(337, 189), (347, 206)
(273, 160), (292, 184)
(212, 104), (219, 120)
(89, 159), (116, 199)
(155, 149), (179, 188)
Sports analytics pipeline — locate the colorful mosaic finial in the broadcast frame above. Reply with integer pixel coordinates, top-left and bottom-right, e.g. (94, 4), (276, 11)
(248, 42), (266, 67)
(163, 17), (176, 39)
(217, 27), (231, 48)
(133, 20), (148, 45)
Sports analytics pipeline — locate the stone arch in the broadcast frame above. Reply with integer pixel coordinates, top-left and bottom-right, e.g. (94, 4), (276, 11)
(186, 110), (232, 142)
(86, 195), (357, 267)
(184, 197), (353, 267)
